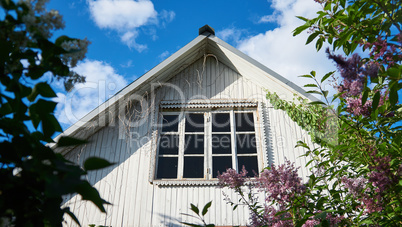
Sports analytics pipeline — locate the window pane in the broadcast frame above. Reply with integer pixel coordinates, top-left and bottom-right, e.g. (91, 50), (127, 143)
(235, 113), (255, 132)
(157, 157), (178, 179)
(185, 113), (204, 132)
(183, 157), (204, 178)
(212, 113), (230, 132)
(238, 156), (258, 177)
(158, 135), (179, 155)
(184, 134), (204, 154)
(161, 115), (179, 132)
(212, 134), (231, 154)
(212, 156), (232, 178)
(236, 134), (257, 154)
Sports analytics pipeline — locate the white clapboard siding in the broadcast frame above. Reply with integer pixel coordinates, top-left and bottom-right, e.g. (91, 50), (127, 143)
(62, 56), (312, 227)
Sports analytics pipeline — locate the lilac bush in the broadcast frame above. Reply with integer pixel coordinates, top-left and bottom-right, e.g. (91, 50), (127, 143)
(189, 1), (401, 226)
(218, 161), (344, 227)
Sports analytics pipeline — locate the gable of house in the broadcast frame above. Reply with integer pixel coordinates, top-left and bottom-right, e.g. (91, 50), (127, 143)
(61, 25), (315, 227)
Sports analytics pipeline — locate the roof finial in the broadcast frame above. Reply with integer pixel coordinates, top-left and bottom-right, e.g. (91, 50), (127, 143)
(199, 25), (215, 36)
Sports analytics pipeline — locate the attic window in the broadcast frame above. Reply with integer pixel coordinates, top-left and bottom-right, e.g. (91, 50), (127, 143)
(154, 107), (262, 184)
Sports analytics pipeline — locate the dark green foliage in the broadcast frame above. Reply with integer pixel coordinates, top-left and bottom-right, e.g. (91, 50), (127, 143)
(0, 1), (111, 226)
(181, 201), (215, 227)
(213, 0), (402, 226)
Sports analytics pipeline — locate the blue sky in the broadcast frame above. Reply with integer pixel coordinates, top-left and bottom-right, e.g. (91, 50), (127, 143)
(46, 0), (337, 129)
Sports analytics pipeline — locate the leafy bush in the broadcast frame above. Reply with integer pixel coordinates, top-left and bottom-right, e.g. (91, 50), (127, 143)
(216, 0), (402, 226)
(0, 0), (112, 226)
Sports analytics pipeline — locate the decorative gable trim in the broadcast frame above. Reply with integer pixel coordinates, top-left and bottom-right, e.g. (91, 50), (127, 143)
(160, 99), (258, 109)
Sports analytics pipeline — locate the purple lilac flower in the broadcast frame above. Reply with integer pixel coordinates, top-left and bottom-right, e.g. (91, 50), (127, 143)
(363, 61), (379, 79)
(345, 96), (372, 117)
(341, 176), (383, 214)
(367, 36), (402, 66)
(325, 213), (345, 226)
(341, 176), (368, 197)
(217, 166), (248, 189)
(326, 46), (392, 117)
(368, 152), (395, 193)
(341, 151), (396, 216)
(303, 219), (321, 227)
(256, 160), (306, 206)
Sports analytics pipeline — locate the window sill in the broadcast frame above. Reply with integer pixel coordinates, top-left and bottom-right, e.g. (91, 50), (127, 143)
(152, 179), (221, 186)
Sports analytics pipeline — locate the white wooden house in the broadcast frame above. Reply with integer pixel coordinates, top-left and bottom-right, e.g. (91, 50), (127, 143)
(59, 25), (316, 227)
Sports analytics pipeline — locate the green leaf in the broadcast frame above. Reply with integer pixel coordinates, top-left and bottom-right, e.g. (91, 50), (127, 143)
(27, 82), (57, 101)
(306, 90), (322, 95)
(26, 66), (47, 80)
(321, 71), (334, 83)
(306, 32), (320, 45)
(0, 102), (12, 115)
(190, 203), (199, 215)
(304, 84), (319, 88)
(299, 74), (313, 79)
(41, 114), (63, 137)
(295, 141), (310, 149)
(310, 71), (316, 77)
(331, 92), (342, 102)
(202, 201), (212, 216)
(233, 204), (238, 210)
(361, 89), (369, 105)
(322, 90), (329, 98)
(343, 43), (350, 55)
(316, 197), (325, 209)
(389, 82), (399, 106)
(316, 37), (323, 51)
(387, 67), (401, 79)
(372, 91), (381, 110)
(314, 211), (327, 219)
(1, 0), (17, 10)
(309, 98), (324, 105)
(304, 84), (318, 87)
(296, 16), (309, 22)
(293, 24), (310, 36)
(83, 157), (114, 171)
(36, 82), (57, 98)
(360, 219), (374, 225)
(29, 99), (58, 115)
(57, 136), (88, 147)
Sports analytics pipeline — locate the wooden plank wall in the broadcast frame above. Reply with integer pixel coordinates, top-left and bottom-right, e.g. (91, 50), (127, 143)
(62, 56), (312, 226)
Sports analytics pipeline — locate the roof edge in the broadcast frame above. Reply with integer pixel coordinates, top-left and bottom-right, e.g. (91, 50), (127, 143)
(52, 34), (209, 145)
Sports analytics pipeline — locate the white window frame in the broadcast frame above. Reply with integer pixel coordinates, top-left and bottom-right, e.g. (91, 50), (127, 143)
(152, 105), (264, 185)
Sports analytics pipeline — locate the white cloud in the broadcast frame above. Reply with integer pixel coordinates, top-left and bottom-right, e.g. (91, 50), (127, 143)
(160, 10), (175, 24)
(87, 0), (175, 51)
(217, 28), (247, 45)
(258, 11), (279, 24)
(120, 30), (147, 52)
(221, 0), (336, 91)
(88, 0), (157, 30)
(55, 60), (128, 128)
(158, 50), (170, 61)
(120, 60), (133, 68)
